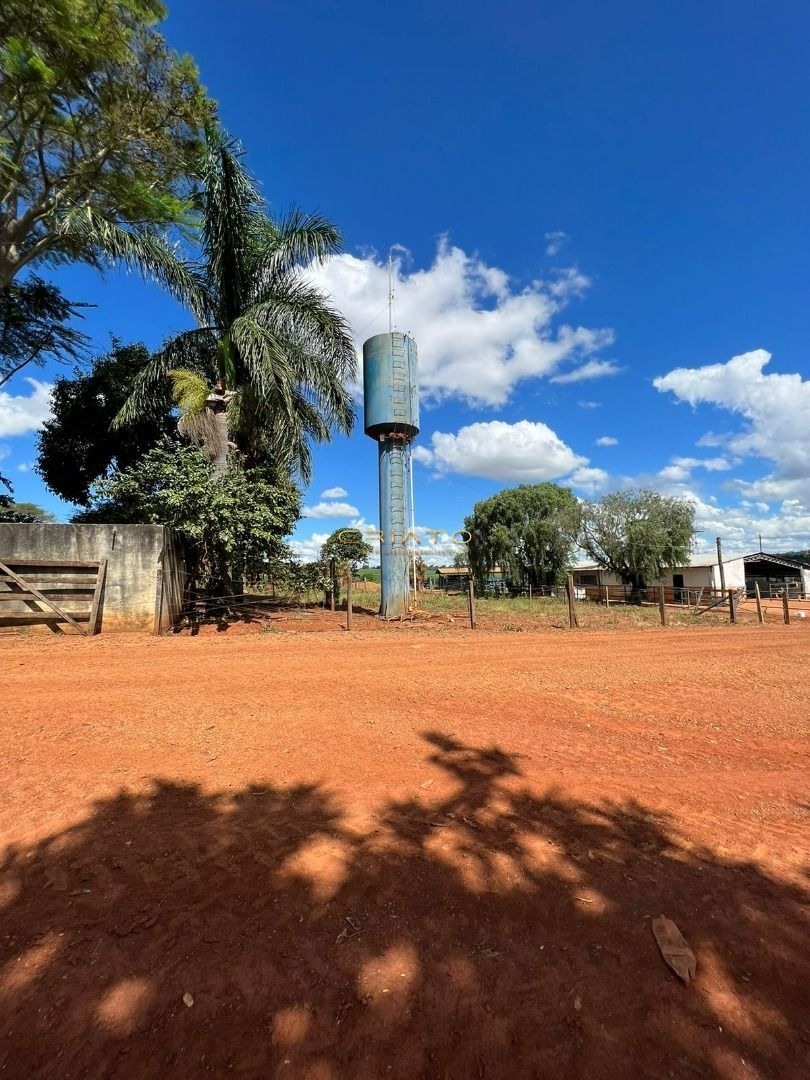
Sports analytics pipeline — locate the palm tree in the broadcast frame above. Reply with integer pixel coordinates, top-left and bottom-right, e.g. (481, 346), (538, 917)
(115, 128), (357, 480)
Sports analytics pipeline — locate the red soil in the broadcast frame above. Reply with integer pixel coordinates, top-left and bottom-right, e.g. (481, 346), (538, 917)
(1, 626), (808, 1079)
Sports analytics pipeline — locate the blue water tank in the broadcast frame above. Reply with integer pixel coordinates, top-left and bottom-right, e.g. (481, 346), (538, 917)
(363, 332), (419, 439)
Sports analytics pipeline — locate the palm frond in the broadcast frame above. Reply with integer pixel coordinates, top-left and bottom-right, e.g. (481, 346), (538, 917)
(249, 210), (343, 292)
(113, 328), (218, 428)
(177, 408), (222, 457)
(200, 128), (264, 326)
(228, 314), (296, 417)
(168, 368), (210, 415)
(246, 276), (357, 378)
(53, 206), (210, 323)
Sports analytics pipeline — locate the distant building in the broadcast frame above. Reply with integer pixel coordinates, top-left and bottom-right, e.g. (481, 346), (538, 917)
(434, 566), (507, 591)
(570, 552), (810, 599)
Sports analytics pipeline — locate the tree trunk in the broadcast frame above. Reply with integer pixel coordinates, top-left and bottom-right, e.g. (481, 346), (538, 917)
(211, 407), (230, 479)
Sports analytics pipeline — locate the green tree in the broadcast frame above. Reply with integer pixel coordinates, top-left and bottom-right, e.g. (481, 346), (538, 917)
(0, 0), (213, 288)
(115, 129), (356, 481)
(37, 341), (179, 505)
(320, 527), (373, 604)
(465, 483), (580, 592)
(0, 276), (88, 387)
(579, 489), (696, 594)
(74, 440), (300, 590)
(1, 499), (55, 522)
(0, 475), (33, 520)
(320, 528), (373, 570)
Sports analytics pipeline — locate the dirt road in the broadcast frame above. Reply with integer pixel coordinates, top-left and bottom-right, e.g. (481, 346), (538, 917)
(1, 626), (808, 1078)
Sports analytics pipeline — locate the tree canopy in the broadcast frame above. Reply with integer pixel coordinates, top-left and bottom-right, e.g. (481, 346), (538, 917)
(465, 483), (580, 591)
(37, 341), (177, 505)
(115, 129), (357, 482)
(74, 441), (300, 589)
(579, 489), (696, 591)
(0, 275), (89, 387)
(0, 499), (55, 522)
(320, 528), (373, 570)
(0, 0), (213, 288)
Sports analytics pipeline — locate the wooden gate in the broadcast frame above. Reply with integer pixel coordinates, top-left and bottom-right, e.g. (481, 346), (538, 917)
(0, 559), (107, 636)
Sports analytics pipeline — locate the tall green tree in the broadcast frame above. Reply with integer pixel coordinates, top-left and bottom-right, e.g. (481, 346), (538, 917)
(0, 276), (88, 387)
(115, 129), (357, 481)
(0, 0), (212, 288)
(465, 483), (580, 591)
(320, 527), (373, 604)
(74, 440), (300, 589)
(579, 489), (696, 593)
(0, 474), (24, 520)
(320, 528), (374, 570)
(37, 341), (179, 505)
(1, 499), (55, 522)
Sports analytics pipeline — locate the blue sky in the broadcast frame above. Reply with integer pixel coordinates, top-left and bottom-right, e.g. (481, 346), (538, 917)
(2, 0), (809, 556)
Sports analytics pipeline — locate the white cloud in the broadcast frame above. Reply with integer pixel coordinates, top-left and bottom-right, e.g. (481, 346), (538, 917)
(569, 466), (609, 494)
(300, 501), (360, 519)
(413, 418), (609, 494)
(654, 349), (810, 501)
(16, 462), (34, 472)
(657, 455), (733, 484)
(544, 230), (568, 256)
(671, 455), (731, 472)
(595, 436), (618, 447)
(289, 531), (331, 562)
(550, 360), (624, 384)
(576, 400), (602, 409)
(415, 419), (587, 483)
(307, 239), (614, 408)
(695, 431), (728, 448)
(686, 490), (810, 553)
(320, 486), (348, 499)
(0, 443), (10, 462)
(657, 464), (692, 484)
(0, 379), (52, 437)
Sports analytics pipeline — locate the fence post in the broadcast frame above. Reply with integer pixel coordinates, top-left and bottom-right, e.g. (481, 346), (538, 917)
(754, 582), (764, 625)
(467, 578), (477, 629)
(603, 585), (610, 608)
(659, 586), (667, 626)
(346, 571), (353, 630)
(329, 558), (336, 612)
(728, 588), (736, 624)
(566, 574), (579, 629)
(782, 589), (791, 625)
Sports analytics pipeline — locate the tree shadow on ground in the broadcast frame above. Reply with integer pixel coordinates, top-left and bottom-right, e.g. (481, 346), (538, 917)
(1, 732), (808, 1079)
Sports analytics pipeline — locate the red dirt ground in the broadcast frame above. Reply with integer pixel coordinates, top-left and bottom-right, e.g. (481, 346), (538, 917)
(1, 626), (808, 1079)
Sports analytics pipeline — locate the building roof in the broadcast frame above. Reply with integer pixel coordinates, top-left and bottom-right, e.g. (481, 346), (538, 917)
(571, 553), (747, 572)
(683, 552), (747, 567)
(436, 565), (505, 576)
(572, 551), (806, 572)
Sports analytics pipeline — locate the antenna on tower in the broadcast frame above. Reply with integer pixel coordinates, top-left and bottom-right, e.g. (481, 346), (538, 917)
(388, 248), (396, 332)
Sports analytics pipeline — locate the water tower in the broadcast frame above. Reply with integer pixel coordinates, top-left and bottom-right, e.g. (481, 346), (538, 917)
(363, 331), (420, 618)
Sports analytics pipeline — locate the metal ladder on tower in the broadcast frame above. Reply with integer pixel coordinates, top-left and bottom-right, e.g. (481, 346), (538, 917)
(391, 334), (408, 423)
(388, 444), (407, 539)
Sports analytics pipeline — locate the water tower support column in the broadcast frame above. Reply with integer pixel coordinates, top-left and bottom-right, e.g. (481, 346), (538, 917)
(378, 436), (410, 619)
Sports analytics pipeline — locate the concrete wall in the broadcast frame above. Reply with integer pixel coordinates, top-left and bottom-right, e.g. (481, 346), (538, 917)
(648, 566), (713, 589)
(710, 558), (746, 590)
(0, 524), (184, 633)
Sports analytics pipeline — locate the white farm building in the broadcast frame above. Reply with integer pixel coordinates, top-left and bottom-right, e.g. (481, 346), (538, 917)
(571, 551), (810, 600)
